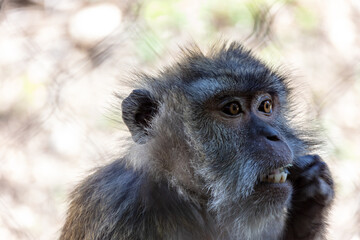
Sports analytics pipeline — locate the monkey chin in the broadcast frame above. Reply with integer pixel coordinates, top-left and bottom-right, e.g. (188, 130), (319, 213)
(254, 181), (293, 207)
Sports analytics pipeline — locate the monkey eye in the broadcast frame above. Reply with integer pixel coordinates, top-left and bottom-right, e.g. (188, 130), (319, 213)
(222, 102), (242, 116)
(258, 100), (272, 114)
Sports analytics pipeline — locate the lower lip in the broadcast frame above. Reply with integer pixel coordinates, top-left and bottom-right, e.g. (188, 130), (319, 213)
(255, 181), (292, 199)
(257, 181), (291, 188)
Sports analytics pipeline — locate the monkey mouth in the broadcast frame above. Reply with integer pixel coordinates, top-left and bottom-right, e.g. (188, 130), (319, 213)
(259, 164), (292, 183)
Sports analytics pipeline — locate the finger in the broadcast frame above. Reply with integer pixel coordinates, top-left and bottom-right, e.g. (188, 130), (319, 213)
(314, 178), (334, 205)
(289, 155), (318, 180)
(294, 155), (318, 169)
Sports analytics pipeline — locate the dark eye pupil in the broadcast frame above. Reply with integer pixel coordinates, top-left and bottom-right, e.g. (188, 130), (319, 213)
(223, 102), (241, 116)
(230, 103), (239, 114)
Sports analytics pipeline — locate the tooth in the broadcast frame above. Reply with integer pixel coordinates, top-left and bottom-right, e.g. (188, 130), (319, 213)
(283, 173), (287, 182)
(268, 174), (275, 182)
(280, 173), (287, 183)
(274, 174), (281, 183)
(259, 167), (290, 183)
(280, 174), (285, 183)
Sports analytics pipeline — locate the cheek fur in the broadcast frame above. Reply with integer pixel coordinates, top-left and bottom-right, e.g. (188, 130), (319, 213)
(197, 126), (261, 198)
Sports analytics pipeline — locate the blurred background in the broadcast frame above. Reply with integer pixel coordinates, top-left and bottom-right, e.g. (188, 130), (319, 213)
(0, 0), (359, 239)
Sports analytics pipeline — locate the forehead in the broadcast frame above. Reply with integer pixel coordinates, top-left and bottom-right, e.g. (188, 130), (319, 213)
(184, 72), (286, 103)
(149, 43), (289, 102)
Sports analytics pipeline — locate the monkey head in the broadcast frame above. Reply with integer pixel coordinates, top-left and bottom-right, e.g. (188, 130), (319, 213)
(121, 43), (315, 237)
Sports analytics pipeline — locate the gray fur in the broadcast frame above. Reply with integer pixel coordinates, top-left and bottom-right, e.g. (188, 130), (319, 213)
(60, 42), (333, 240)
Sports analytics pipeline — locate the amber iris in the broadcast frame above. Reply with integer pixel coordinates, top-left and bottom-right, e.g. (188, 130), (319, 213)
(259, 100), (272, 113)
(223, 102), (241, 116)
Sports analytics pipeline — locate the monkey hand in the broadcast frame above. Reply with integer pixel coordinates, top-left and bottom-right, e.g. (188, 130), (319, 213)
(283, 155), (334, 240)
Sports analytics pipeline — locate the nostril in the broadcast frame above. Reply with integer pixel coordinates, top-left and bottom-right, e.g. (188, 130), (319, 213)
(266, 135), (280, 141)
(259, 126), (281, 142)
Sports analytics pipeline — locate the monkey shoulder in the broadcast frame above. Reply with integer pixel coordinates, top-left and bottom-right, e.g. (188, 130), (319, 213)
(63, 159), (211, 240)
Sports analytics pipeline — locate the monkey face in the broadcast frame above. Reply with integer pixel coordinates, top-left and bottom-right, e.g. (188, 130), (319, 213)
(182, 73), (295, 206)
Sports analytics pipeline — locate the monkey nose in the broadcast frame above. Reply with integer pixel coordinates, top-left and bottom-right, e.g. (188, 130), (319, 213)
(260, 126), (281, 142)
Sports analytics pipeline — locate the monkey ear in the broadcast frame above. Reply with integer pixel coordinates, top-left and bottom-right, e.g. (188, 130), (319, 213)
(121, 89), (158, 143)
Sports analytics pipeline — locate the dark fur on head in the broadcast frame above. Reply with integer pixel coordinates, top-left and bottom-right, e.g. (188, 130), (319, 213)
(60, 42), (333, 240)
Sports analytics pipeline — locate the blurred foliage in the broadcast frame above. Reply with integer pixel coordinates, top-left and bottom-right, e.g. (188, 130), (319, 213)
(295, 6), (319, 31)
(202, 0), (253, 29)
